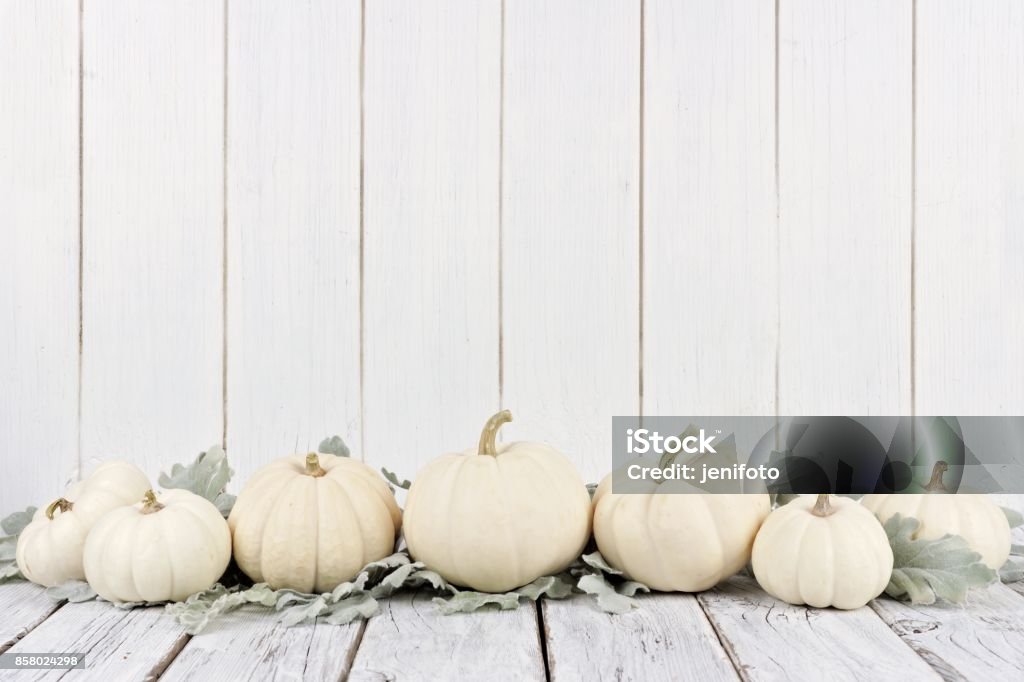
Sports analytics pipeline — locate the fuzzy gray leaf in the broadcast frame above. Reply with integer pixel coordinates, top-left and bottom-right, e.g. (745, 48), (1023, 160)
(0, 561), (23, 583)
(577, 574), (638, 614)
(46, 580), (97, 603)
(323, 593), (378, 625)
(581, 551), (623, 576)
(214, 493), (236, 518)
(0, 536), (16, 562)
(318, 436), (350, 457)
(381, 467), (412, 491)
(158, 444), (233, 504)
(884, 514), (997, 605)
(1, 506), (37, 536)
(1002, 506), (1024, 529)
(999, 559), (1024, 584)
(432, 591), (521, 614)
(617, 580), (650, 598)
(516, 575), (574, 601)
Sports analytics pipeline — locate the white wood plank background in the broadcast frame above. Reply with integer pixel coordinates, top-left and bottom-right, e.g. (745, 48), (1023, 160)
(0, 0), (1021, 584)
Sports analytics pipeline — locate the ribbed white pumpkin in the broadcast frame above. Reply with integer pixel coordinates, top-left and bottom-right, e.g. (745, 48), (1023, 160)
(752, 494), (893, 609)
(16, 461), (150, 587)
(861, 463), (1009, 570)
(403, 411), (592, 592)
(229, 452), (401, 593)
(593, 471), (770, 591)
(83, 489), (231, 602)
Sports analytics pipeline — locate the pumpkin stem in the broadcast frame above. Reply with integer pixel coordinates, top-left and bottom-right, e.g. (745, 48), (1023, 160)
(811, 493), (833, 517)
(478, 410), (513, 456)
(45, 498), (73, 520)
(924, 461), (949, 493)
(140, 490), (165, 514)
(305, 453), (327, 477)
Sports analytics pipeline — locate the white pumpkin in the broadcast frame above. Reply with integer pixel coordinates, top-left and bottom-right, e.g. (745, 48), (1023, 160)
(752, 494), (893, 609)
(861, 462), (1009, 570)
(16, 460), (151, 587)
(83, 489), (231, 602)
(593, 471), (770, 592)
(403, 410), (592, 592)
(229, 452), (401, 593)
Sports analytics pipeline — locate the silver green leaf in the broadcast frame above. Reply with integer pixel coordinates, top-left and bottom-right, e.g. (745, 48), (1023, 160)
(46, 580), (98, 603)
(381, 467), (412, 491)
(318, 436), (350, 457)
(576, 574), (639, 614)
(1, 507), (36, 536)
(0, 506), (37, 583)
(1002, 506), (1024, 529)
(580, 551), (623, 576)
(432, 592), (521, 614)
(158, 444), (234, 515)
(884, 514), (997, 605)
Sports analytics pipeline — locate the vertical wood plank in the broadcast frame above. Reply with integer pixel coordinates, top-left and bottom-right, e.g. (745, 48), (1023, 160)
(225, 0), (362, 478)
(80, 1), (224, 477)
(0, 0), (80, 512)
(503, 0), (640, 482)
(777, 0), (913, 414)
(915, 1), (1024, 416)
(644, 0), (777, 417)
(362, 0), (501, 475)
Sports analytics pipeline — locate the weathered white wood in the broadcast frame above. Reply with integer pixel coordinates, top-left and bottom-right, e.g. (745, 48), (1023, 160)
(161, 605), (362, 681)
(5, 602), (186, 681)
(502, 0), (641, 483)
(871, 585), (1024, 680)
(0, 582), (62, 653)
(362, 0), (501, 476)
(225, 0), (362, 477)
(643, 0), (776, 416)
(914, 1), (1024, 416)
(699, 576), (939, 681)
(0, 0), (80, 513)
(80, 1), (225, 478)
(777, 0), (913, 414)
(349, 592), (545, 681)
(543, 593), (738, 681)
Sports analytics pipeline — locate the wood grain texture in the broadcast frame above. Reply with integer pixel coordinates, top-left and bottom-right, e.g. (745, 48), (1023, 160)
(4, 603), (186, 681)
(0, 0), (80, 513)
(542, 593), (738, 682)
(161, 605), (362, 681)
(699, 576), (939, 681)
(349, 592), (545, 681)
(80, 0), (224, 479)
(914, 0), (1024, 416)
(643, 0), (777, 416)
(0, 582), (62, 653)
(362, 0), (501, 477)
(502, 0), (641, 483)
(225, 0), (362, 479)
(777, 0), (913, 414)
(871, 585), (1024, 680)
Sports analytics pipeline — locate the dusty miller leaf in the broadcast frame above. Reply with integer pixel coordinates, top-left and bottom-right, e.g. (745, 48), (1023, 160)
(159, 444), (233, 509)
(2, 507), (36, 536)
(433, 592), (521, 614)
(1002, 506), (1024, 529)
(381, 468), (412, 491)
(46, 580), (97, 603)
(577, 574), (639, 614)
(318, 436), (350, 457)
(580, 551), (623, 576)
(884, 514), (997, 605)
(0, 506), (37, 582)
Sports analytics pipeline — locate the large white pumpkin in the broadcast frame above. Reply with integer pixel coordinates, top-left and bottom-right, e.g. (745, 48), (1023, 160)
(83, 489), (231, 602)
(752, 494), (893, 609)
(403, 411), (592, 592)
(861, 463), (1009, 570)
(593, 471), (770, 592)
(229, 452), (401, 593)
(16, 461), (150, 587)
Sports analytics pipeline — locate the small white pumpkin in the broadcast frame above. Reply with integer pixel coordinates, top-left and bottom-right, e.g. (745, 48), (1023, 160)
(861, 462), (1010, 570)
(16, 460), (150, 587)
(593, 472), (770, 592)
(403, 411), (592, 592)
(229, 452), (401, 593)
(83, 488), (231, 602)
(752, 494), (893, 609)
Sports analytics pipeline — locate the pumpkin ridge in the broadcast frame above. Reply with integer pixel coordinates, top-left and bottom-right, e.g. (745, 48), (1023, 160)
(519, 449), (576, 578)
(441, 455), (474, 588)
(259, 476), (311, 591)
(323, 475), (366, 588)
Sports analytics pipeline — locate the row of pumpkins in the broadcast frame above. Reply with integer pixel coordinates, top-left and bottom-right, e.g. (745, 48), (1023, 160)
(17, 411), (1011, 610)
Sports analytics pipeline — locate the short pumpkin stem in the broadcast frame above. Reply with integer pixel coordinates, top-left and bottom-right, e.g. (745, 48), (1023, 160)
(811, 493), (833, 517)
(924, 460), (949, 493)
(478, 410), (513, 456)
(45, 498), (73, 520)
(140, 490), (165, 514)
(305, 453), (327, 477)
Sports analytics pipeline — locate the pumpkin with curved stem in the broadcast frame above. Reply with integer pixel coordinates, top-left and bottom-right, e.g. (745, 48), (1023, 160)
(83, 488), (231, 602)
(861, 461), (1010, 570)
(752, 494), (893, 609)
(228, 452), (401, 593)
(16, 460), (151, 587)
(403, 411), (592, 593)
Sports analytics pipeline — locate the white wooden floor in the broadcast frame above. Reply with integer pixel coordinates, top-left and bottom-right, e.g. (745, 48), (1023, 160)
(3, 578), (1024, 681)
